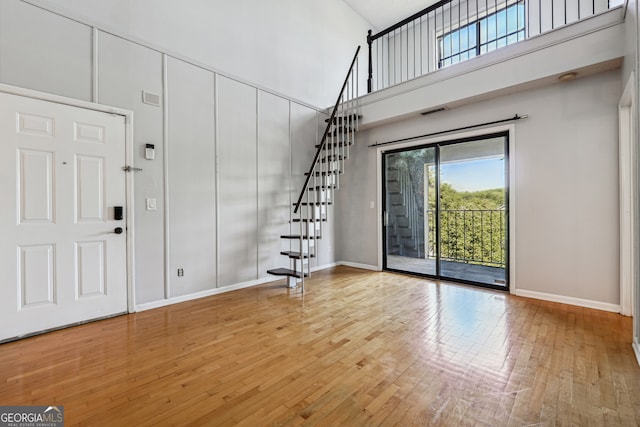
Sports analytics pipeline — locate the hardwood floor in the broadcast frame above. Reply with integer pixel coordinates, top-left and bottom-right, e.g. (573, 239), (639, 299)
(1, 266), (639, 426)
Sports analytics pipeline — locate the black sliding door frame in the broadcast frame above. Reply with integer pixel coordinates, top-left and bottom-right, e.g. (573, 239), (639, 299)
(382, 131), (510, 291)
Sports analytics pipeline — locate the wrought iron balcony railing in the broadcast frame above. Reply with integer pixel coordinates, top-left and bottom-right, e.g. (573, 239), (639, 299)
(367, 0), (623, 92)
(427, 208), (506, 267)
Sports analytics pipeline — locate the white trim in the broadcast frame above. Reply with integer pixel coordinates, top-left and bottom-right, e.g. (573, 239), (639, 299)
(311, 262), (339, 272)
(0, 82), (137, 313)
(507, 125), (517, 295)
(162, 54), (171, 299)
(91, 27), (99, 103)
(618, 72), (636, 317)
(124, 108), (136, 313)
(256, 89), (261, 280)
(633, 340), (640, 366)
(214, 73), (220, 288)
(339, 261), (381, 271)
(135, 263), (341, 311)
(135, 276), (282, 312)
(515, 289), (620, 313)
(376, 123), (517, 290)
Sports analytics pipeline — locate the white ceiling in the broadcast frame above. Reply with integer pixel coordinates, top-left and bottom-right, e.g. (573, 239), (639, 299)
(343, 0), (437, 32)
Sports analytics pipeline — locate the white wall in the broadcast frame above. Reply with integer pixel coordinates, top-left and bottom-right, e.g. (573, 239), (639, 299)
(23, 0), (372, 107)
(337, 69), (622, 306)
(0, 0), (92, 100)
(97, 32), (167, 304)
(0, 0), (336, 306)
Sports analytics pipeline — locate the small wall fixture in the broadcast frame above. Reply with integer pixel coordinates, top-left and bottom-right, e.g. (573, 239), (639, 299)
(420, 107), (449, 116)
(558, 72), (577, 82)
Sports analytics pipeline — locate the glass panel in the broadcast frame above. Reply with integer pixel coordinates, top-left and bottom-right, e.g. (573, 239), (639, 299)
(384, 147), (436, 275)
(438, 137), (507, 286)
(437, 22), (478, 69)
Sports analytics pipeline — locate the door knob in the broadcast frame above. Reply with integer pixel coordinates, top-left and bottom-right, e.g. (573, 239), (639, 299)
(113, 227), (123, 234)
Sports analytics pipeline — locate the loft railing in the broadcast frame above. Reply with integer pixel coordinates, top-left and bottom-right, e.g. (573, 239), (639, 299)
(427, 208), (506, 267)
(366, 0), (622, 92)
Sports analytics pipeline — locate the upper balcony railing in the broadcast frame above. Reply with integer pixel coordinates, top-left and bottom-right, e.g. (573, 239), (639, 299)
(366, 0), (623, 92)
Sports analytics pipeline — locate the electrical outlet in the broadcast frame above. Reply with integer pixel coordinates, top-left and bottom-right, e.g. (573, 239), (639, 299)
(177, 268), (184, 277)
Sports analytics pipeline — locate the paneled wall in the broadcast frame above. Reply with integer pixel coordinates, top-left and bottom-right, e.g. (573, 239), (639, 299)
(166, 57), (216, 298)
(217, 76), (258, 287)
(0, 0), (329, 306)
(23, 0), (371, 107)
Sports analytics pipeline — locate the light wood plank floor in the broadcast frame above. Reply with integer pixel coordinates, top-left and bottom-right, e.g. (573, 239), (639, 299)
(1, 266), (639, 426)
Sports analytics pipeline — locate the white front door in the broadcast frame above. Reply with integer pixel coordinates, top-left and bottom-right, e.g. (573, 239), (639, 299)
(0, 91), (128, 341)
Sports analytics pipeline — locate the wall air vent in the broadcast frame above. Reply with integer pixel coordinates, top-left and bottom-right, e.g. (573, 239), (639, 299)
(420, 107), (449, 116)
(142, 90), (161, 107)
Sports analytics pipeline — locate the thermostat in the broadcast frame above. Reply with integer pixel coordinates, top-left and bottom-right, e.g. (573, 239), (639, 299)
(145, 143), (155, 160)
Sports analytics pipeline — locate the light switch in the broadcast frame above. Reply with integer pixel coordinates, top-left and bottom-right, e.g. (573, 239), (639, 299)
(146, 198), (157, 211)
(370, 201), (375, 209)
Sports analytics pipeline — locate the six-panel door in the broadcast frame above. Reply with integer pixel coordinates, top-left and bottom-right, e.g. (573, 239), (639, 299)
(0, 92), (127, 342)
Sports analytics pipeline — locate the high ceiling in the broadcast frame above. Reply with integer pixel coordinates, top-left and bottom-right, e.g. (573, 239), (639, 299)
(343, 0), (437, 31)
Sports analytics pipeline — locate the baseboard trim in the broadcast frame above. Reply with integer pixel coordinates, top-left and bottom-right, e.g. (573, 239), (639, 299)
(311, 262), (338, 272)
(135, 263), (343, 312)
(135, 275), (283, 312)
(515, 289), (620, 313)
(338, 261), (381, 271)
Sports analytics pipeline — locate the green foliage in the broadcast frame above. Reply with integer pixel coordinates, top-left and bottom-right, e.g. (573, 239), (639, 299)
(428, 180), (506, 267)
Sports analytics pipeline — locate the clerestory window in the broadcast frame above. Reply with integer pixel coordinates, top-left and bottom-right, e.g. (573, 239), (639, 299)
(438, 1), (526, 68)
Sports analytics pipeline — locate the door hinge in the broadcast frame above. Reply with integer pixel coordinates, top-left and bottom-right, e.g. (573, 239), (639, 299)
(384, 211), (388, 226)
(122, 166), (143, 172)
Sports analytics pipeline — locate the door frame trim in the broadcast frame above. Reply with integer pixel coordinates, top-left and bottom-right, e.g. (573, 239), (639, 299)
(0, 83), (136, 313)
(619, 72), (637, 318)
(376, 124), (516, 293)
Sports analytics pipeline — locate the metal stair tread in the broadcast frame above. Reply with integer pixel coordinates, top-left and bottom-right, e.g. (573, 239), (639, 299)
(297, 201), (332, 206)
(280, 251), (315, 259)
(308, 185), (338, 191)
(316, 141), (353, 149)
(281, 234), (321, 240)
(324, 114), (363, 124)
(266, 268), (308, 278)
(305, 170), (343, 176)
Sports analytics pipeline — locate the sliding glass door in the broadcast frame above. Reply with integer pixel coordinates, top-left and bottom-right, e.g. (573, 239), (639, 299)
(384, 146), (436, 275)
(383, 133), (508, 289)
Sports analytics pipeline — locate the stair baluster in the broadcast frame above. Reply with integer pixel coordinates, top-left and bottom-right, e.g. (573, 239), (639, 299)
(267, 46), (362, 291)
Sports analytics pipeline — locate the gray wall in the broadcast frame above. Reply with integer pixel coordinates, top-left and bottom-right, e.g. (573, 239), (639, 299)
(24, 0), (371, 107)
(337, 69), (622, 306)
(0, 0), (333, 306)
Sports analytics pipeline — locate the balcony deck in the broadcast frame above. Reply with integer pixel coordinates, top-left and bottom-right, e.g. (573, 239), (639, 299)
(387, 255), (506, 287)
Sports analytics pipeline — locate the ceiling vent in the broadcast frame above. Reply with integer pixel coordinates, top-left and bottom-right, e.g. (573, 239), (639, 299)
(420, 106), (449, 116)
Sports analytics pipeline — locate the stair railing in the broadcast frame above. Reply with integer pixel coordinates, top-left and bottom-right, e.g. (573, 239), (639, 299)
(293, 46), (361, 288)
(293, 45), (360, 215)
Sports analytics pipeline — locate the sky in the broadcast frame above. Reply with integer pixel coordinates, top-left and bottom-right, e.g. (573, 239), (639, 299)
(439, 158), (505, 192)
